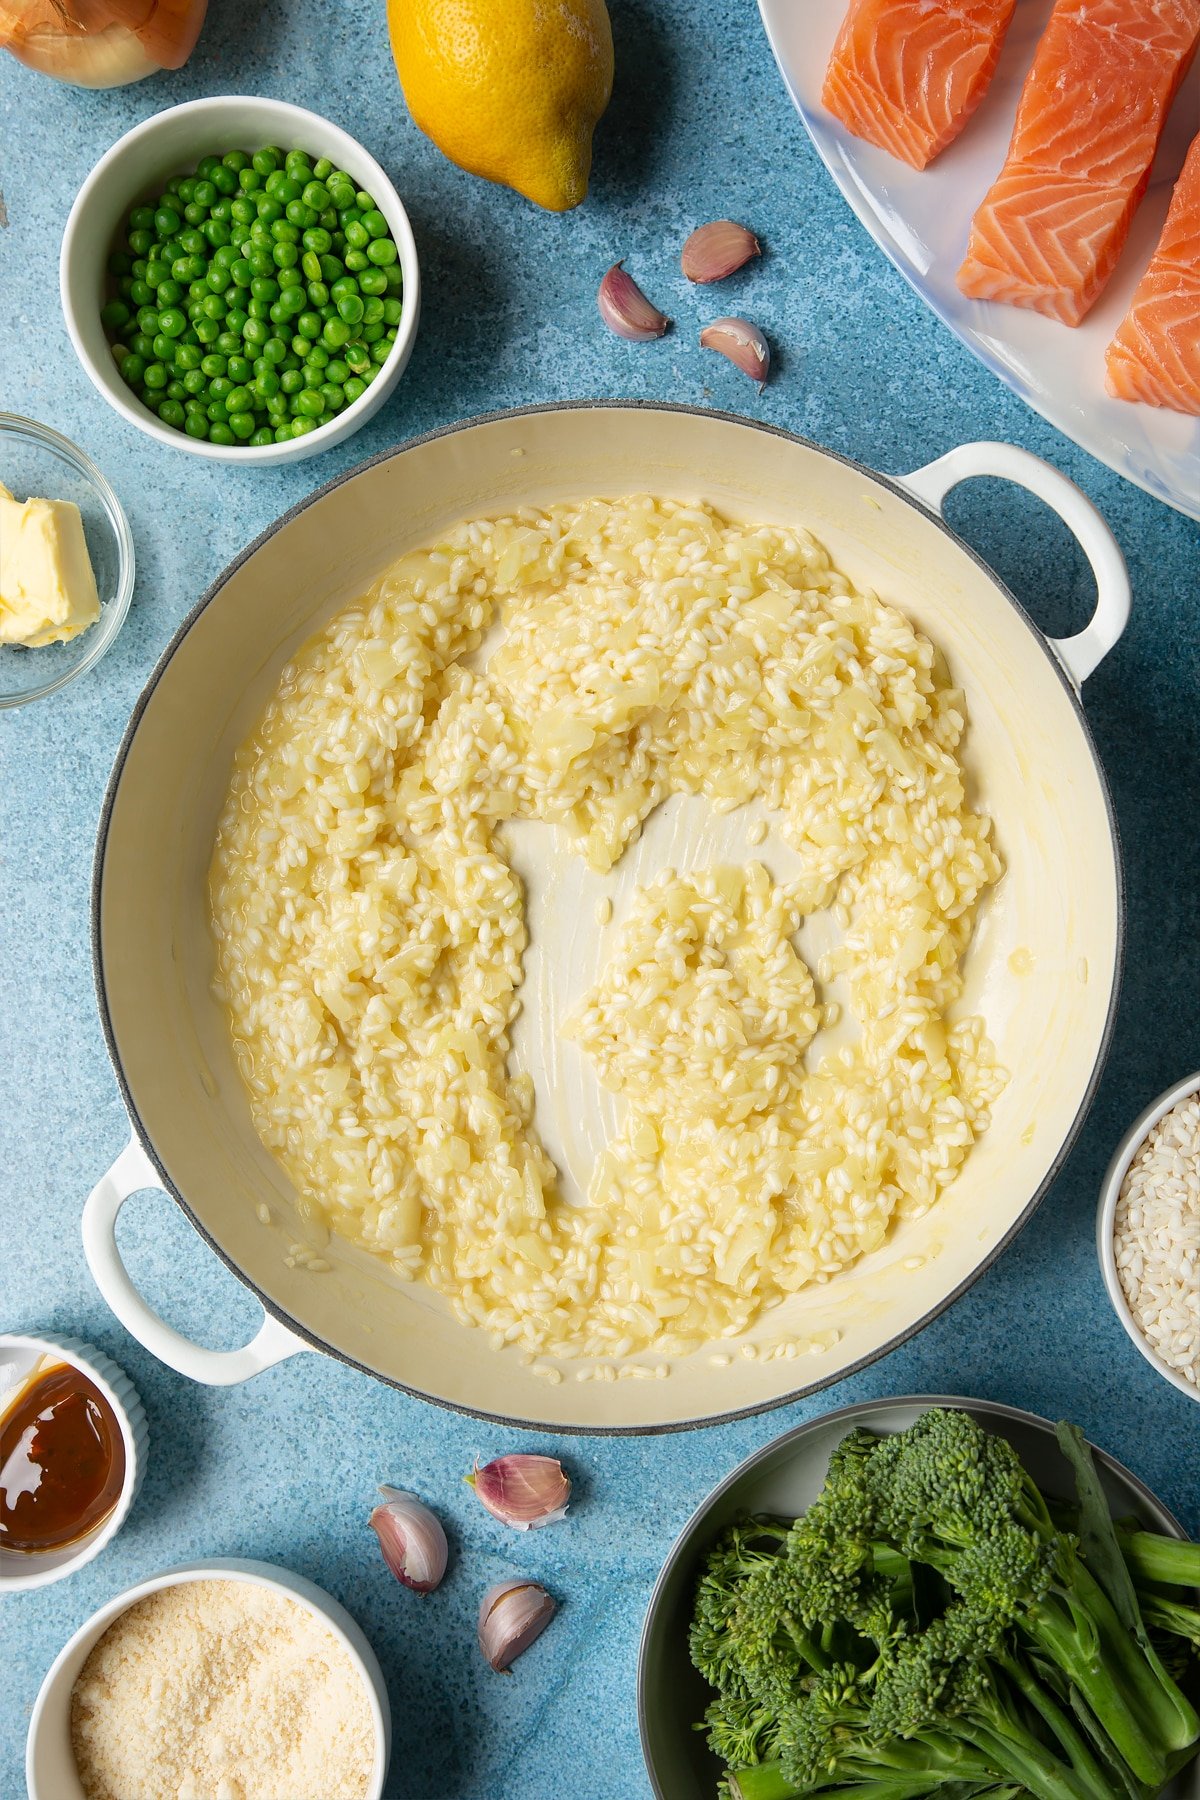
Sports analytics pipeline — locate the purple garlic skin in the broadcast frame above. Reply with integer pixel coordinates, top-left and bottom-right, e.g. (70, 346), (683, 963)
(700, 317), (771, 390)
(598, 262), (671, 341)
(682, 220), (761, 283)
(478, 1579), (557, 1671)
(468, 1454), (572, 1531)
(369, 1487), (448, 1594)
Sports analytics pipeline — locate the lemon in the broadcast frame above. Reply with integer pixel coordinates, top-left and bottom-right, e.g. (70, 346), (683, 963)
(387, 0), (614, 212)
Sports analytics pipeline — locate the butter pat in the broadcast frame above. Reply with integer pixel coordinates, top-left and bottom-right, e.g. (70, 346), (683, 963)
(0, 480), (102, 647)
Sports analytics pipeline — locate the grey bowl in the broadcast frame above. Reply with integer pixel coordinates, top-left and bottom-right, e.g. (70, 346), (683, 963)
(638, 1394), (1199, 1800)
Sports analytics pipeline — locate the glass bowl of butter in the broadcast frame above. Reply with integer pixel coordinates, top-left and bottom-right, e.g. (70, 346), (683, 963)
(0, 414), (134, 708)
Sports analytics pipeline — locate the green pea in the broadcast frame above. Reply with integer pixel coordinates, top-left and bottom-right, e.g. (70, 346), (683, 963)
(157, 279), (184, 305)
(306, 280), (329, 308)
(360, 321), (384, 343)
(255, 369), (281, 398)
(267, 393), (289, 419)
(183, 368), (207, 394)
(358, 268), (388, 297)
(328, 178), (355, 210)
(367, 237), (398, 266)
(384, 263), (403, 291)
(305, 343), (329, 369)
(271, 422), (291, 442)
(295, 389), (325, 418)
(176, 342), (203, 369)
(336, 294), (364, 326)
(217, 330), (242, 355)
(248, 275), (278, 303)
(176, 255), (208, 282)
(229, 258), (252, 286)
(271, 219), (300, 244)
(182, 202), (206, 227)
(209, 422), (236, 445)
(276, 175), (303, 204)
(343, 375), (366, 403)
(154, 207), (181, 238)
(301, 250), (322, 283)
(185, 412), (210, 439)
(280, 368), (304, 394)
(143, 361), (168, 390)
(263, 336), (288, 363)
(251, 426), (275, 446)
(225, 307), (249, 333)
(203, 219), (232, 248)
(128, 228), (153, 257)
(246, 247), (275, 278)
(296, 311), (322, 340)
(311, 156), (332, 181)
(233, 196), (259, 229)
(291, 416), (319, 436)
(128, 279), (152, 307)
(343, 343), (370, 374)
(321, 318), (351, 349)
(129, 206), (155, 232)
(285, 200), (316, 229)
(226, 353), (252, 383)
(166, 378), (188, 399)
(159, 399), (186, 428)
(361, 209), (388, 240)
(290, 333), (311, 359)
(121, 352), (146, 383)
(231, 222), (251, 247)
(370, 337), (391, 364)
(191, 180), (215, 210)
(179, 228), (207, 256)
(273, 242), (299, 268)
(302, 227), (332, 257)
(212, 164), (238, 196)
(319, 207), (338, 231)
(243, 316), (269, 346)
(343, 220), (369, 251)
(207, 398), (229, 422)
(101, 299), (131, 331)
(256, 195), (284, 224)
(320, 381), (345, 412)
(158, 307), (187, 337)
(269, 301), (291, 327)
(324, 356), (350, 383)
(195, 317), (220, 344)
(252, 148), (280, 177)
(129, 331), (155, 359)
(344, 249), (370, 273)
(247, 297), (272, 321)
(225, 386), (253, 414)
(208, 376), (233, 400)
(382, 298), (402, 324)
(212, 197), (234, 223)
(238, 168), (261, 194)
(151, 333), (174, 360)
(316, 253), (341, 283)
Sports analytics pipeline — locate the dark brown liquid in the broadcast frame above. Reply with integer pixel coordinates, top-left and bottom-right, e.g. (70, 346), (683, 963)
(0, 1363), (125, 1553)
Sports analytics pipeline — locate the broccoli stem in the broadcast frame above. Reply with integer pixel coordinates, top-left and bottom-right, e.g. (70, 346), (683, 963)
(995, 1650), (1117, 1796)
(1119, 1528), (1200, 1592)
(1139, 1590), (1200, 1649)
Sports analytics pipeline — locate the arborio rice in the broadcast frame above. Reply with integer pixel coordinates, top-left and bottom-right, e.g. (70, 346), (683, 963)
(1113, 1095), (1200, 1387)
(211, 496), (1005, 1360)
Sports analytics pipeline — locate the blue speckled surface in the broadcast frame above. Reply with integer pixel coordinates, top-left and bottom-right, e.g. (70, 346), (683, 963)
(2, 2), (1198, 1796)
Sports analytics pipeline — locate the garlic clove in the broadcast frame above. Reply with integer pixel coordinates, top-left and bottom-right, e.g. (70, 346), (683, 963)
(369, 1486), (448, 1594)
(467, 1454), (571, 1530)
(699, 317), (771, 390)
(478, 1579), (557, 1671)
(597, 262), (671, 341)
(681, 220), (762, 284)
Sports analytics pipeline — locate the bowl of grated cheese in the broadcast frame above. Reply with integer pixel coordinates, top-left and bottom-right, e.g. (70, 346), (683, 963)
(25, 1558), (390, 1800)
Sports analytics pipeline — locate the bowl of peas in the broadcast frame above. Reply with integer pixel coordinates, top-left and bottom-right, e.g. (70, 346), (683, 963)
(60, 96), (420, 463)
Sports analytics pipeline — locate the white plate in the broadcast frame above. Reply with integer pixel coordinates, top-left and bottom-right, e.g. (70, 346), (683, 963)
(758, 0), (1200, 519)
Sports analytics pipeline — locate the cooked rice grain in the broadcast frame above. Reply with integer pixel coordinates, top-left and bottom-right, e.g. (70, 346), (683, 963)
(211, 496), (1004, 1360)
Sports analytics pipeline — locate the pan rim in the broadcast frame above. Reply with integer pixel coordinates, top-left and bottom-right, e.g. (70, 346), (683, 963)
(90, 399), (1127, 1435)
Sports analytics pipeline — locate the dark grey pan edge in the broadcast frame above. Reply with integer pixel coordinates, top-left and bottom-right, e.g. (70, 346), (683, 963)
(636, 1393), (1188, 1800)
(90, 401), (1127, 1436)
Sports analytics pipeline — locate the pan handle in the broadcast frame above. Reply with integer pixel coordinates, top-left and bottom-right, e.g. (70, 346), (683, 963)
(82, 1137), (309, 1386)
(897, 442), (1130, 688)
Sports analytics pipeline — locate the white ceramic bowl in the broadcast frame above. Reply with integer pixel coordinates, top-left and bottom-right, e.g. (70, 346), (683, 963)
(1097, 1070), (1200, 1404)
(0, 1334), (146, 1591)
(60, 96), (421, 466)
(26, 1558), (391, 1800)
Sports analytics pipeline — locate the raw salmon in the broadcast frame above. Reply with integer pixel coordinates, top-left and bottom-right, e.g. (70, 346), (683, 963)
(1106, 129), (1200, 411)
(821, 0), (1018, 171)
(957, 0), (1200, 325)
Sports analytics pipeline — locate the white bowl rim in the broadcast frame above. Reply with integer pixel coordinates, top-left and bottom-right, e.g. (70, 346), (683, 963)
(59, 94), (420, 466)
(0, 415), (135, 710)
(25, 1556), (390, 1800)
(1096, 1069), (1200, 1405)
(0, 1332), (143, 1591)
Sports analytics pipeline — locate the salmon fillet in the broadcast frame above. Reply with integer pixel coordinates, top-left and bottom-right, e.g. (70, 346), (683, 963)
(1106, 130), (1200, 411)
(957, 0), (1200, 325)
(821, 0), (1018, 171)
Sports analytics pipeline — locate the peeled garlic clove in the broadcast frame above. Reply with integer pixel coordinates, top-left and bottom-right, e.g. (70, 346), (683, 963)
(597, 262), (671, 341)
(369, 1486), (448, 1594)
(478, 1579), (557, 1671)
(700, 317), (771, 390)
(467, 1454), (571, 1530)
(681, 220), (762, 284)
